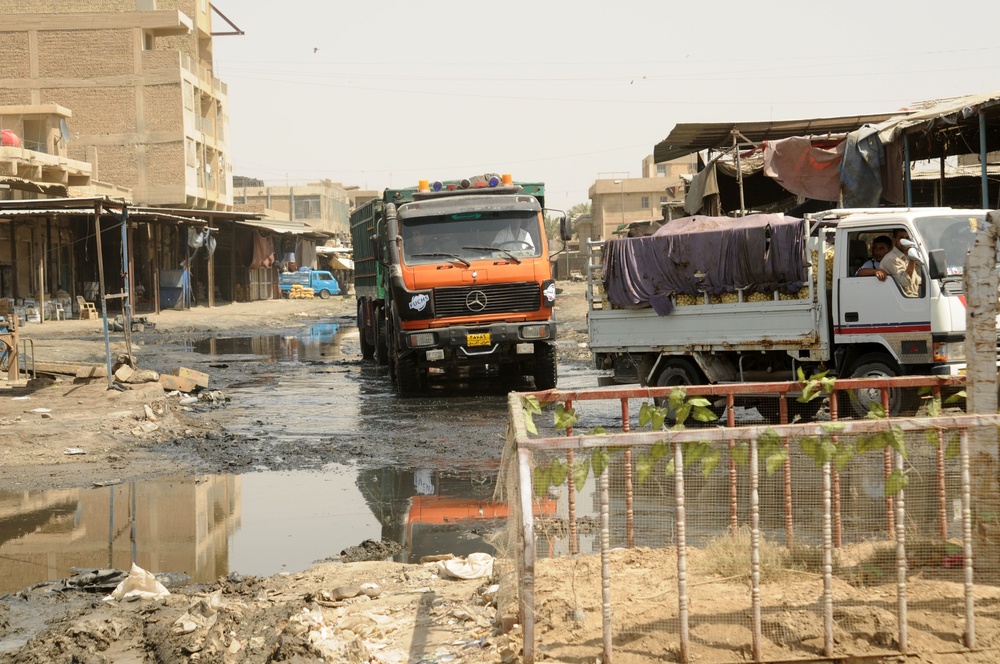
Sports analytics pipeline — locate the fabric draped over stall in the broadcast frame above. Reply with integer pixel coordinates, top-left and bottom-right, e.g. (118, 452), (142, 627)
(603, 213), (807, 315)
(840, 125), (885, 208)
(236, 227), (276, 269)
(764, 137), (844, 202)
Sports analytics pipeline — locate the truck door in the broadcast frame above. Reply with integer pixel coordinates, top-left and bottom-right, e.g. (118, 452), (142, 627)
(834, 229), (932, 366)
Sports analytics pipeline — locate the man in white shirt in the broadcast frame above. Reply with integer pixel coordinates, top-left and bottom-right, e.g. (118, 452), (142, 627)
(879, 229), (921, 297)
(493, 217), (534, 250)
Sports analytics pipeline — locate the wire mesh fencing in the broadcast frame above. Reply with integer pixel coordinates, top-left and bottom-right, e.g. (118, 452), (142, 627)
(504, 377), (1000, 663)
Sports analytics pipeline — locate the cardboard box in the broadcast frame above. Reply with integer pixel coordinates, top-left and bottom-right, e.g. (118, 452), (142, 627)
(175, 367), (209, 388)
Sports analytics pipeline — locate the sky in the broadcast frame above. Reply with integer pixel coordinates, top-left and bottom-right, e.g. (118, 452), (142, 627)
(212, 1), (1000, 212)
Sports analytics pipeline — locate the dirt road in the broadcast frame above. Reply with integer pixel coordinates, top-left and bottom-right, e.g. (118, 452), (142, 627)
(0, 282), (593, 663)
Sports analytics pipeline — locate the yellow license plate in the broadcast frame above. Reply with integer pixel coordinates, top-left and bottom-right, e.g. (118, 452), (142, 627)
(467, 332), (491, 347)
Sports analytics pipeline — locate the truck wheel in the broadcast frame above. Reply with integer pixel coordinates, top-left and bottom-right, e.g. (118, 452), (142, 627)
(840, 354), (902, 419)
(533, 344), (558, 390)
(395, 354), (422, 394)
(358, 301), (375, 360)
(653, 359), (703, 422)
(318, 289), (331, 299)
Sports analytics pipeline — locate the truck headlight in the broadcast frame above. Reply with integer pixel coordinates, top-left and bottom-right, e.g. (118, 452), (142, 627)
(521, 325), (550, 340)
(934, 341), (965, 362)
(409, 332), (436, 348)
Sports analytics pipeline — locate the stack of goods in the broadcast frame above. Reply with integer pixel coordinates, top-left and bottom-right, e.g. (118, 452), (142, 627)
(289, 284), (314, 300)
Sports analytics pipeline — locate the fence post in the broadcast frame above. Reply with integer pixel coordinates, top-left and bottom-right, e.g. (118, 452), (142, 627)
(749, 432), (763, 661)
(822, 458), (834, 658)
(517, 448), (537, 664)
(600, 462), (613, 663)
(674, 440), (690, 663)
(894, 448), (908, 654)
(960, 429), (977, 649)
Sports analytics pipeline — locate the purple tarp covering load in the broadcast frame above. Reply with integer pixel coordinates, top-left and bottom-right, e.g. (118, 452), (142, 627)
(603, 213), (807, 315)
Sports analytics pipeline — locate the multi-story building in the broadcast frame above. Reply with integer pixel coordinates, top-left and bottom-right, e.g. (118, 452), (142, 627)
(588, 154), (697, 240)
(233, 179), (352, 243)
(0, 0), (234, 210)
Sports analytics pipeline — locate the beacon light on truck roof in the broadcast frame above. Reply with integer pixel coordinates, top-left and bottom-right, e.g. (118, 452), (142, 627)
(417, 174), (512, 192)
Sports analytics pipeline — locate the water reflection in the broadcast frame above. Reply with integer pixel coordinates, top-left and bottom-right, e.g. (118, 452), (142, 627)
(191, 323), (347, 362)
(0, 477), (239, 593)
(0, 465), (535, 593)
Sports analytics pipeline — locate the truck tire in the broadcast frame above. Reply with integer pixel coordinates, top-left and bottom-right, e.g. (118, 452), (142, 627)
(840, 354), (902, 419)
(318, 289), (331, 299)
(533, 344), (558, 390)
(653, 358), (703, 422)
(395, 353), (422, 394)
(358, 301), (375, 360)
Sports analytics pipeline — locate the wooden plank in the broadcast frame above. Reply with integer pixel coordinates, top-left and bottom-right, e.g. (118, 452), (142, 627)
(29, 361), (107, 378)
(159, 374), (196, 392)
(175, 367), (209, 388)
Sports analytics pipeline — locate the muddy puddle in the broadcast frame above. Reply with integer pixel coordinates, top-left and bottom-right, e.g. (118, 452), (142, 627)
(0, 323), (605, 593)
(0, 465), (511, 594)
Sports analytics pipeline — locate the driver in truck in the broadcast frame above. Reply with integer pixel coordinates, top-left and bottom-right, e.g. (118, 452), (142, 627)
(494, 217), (535, 250)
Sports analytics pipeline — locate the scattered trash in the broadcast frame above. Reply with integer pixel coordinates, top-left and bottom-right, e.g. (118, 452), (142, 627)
(63, 447), (85, 455)
(29, 407), (52, 413)
(104, 563), (170, 601)
(11, 396), (29, 401)
(436, 553), (494, 580)
(178, 396), (198, 406)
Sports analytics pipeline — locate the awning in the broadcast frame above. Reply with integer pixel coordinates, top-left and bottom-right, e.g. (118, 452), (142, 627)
(328, 256), (354, 271)
(653, 112), (903, 163)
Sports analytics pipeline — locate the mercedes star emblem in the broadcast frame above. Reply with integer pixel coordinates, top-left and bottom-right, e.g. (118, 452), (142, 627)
(465, 290), (488, 312)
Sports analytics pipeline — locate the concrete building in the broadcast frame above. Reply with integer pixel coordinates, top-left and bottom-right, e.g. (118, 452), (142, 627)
(588, 154), (697, 240)
(234, 179), (352, 243)
(0, 0), (235, 210)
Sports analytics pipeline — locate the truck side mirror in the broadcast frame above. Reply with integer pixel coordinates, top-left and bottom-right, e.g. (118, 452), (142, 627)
(559, 215), (572, 242)
(906, 247), (923, 265)
(928, 248), (947, 279)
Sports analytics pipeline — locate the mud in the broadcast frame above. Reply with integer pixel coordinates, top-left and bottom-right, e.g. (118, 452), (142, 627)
(0, 282), (594, 662)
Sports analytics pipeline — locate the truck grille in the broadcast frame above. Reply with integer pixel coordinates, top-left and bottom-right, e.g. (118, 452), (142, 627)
(434, 283), (541, 318)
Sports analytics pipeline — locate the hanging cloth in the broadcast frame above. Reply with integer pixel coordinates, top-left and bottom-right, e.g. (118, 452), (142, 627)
(763, 136), (844, 202)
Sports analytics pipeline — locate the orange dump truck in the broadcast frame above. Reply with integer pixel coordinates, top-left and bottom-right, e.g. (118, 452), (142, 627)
(350, 173), (566, 393)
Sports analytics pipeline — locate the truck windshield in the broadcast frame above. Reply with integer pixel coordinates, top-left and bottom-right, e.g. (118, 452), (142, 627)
(913, 213), (989, 275)
(401, 211), (542, 265)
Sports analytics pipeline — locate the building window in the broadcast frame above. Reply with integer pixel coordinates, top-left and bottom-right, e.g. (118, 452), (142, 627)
(294, 196), (321, 219)
(657, 164), (666, 176)
(641, 196), (650, 209)
(660, 196), (668, 204)
(143, 31), (154, 50)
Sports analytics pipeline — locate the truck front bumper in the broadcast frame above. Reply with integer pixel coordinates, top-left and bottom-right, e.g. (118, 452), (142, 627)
(401, 321), (556, 362)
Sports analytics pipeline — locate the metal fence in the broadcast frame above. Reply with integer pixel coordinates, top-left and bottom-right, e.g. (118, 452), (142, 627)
(506, 376), (1000, 663)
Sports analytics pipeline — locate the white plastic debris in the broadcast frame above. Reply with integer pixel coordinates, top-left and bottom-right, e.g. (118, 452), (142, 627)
(105, 563), (170, 601)
(437, 552), (494, 580)
(30, 407), (52, 413)
(179, 396), (198, 406)
(63, 448), (85, 456)
(11, 396), (29, 401)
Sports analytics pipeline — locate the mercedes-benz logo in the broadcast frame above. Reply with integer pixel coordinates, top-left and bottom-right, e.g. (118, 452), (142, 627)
(465, 290), (488, 312)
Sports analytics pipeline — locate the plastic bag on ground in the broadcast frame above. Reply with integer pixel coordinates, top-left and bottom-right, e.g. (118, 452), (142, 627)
(105, 563), (170, 601)
(436, 552), (494, 580)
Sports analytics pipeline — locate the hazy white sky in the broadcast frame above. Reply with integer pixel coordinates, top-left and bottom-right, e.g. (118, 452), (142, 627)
(213, 1), (1000, 211)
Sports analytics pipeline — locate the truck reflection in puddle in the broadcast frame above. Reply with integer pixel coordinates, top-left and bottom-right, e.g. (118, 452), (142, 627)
(357, 467), (556, 564)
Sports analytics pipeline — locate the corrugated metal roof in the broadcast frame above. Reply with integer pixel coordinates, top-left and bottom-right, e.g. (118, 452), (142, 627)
(653, 112), (904, 163)
(0, 207), (206, 224)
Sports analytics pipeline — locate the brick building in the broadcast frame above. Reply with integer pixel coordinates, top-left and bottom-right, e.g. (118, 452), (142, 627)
(0, 0), (234, 210)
